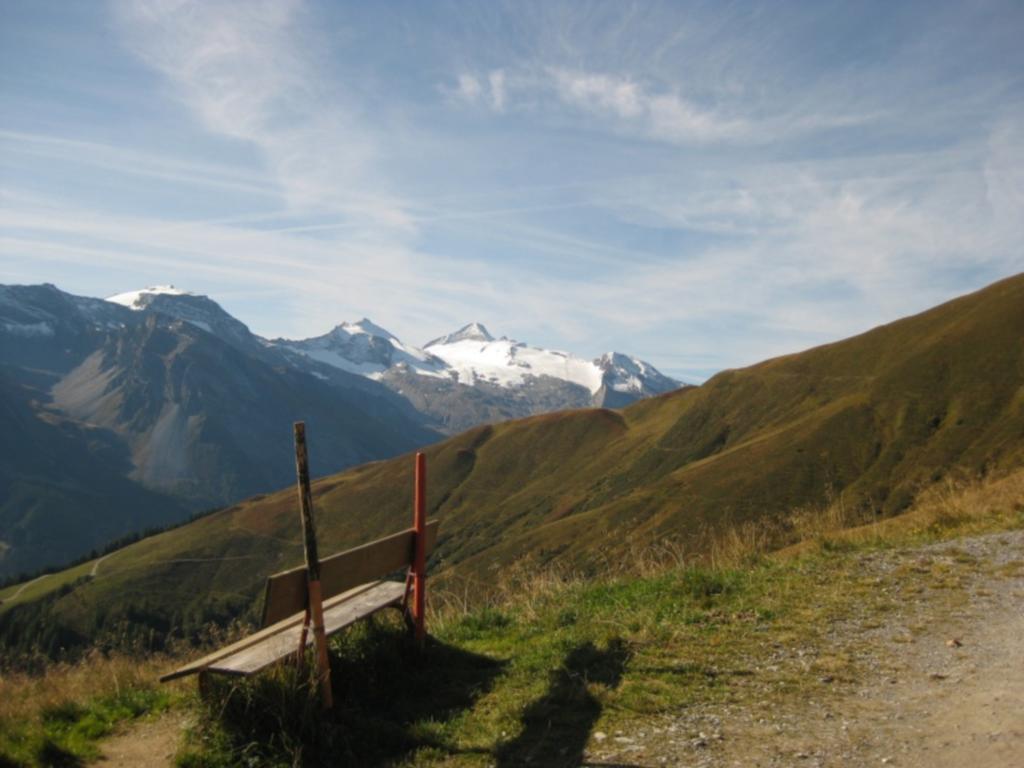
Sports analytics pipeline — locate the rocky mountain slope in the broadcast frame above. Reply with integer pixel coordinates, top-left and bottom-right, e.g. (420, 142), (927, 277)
(0, 284), (439, 578)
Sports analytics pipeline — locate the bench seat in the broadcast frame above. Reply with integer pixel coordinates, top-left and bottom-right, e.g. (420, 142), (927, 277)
(160, 580), (406, 682)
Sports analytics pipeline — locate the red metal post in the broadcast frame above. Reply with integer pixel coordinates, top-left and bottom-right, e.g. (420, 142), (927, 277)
(412, 452), (427, 643)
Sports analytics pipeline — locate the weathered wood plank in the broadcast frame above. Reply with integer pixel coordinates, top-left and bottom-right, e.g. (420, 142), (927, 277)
(207, 580), (406, 676)
(159, 582), (380, 682)
(261, 519), (438, 627)
(292, 421), (333, 709)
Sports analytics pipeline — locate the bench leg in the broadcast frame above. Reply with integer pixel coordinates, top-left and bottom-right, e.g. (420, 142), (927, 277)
(395, 602), (415, 633)
(295, 608), (310, 669)
(401, 570), (416, 633)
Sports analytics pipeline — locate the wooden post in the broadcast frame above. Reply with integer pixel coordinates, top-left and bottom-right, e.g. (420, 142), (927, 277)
(293, 421), (333, 709)
(412, 452), (427, 643)
(197, 670), (211, 701)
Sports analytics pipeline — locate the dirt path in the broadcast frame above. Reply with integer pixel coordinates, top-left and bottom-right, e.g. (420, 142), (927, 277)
(586, 530), (1024, 767)
(90, 553), (111, 577)
(4, 574), (50, 602)
(90, 711), (190, 768)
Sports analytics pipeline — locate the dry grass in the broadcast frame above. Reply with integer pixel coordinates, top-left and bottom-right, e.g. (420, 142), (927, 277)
(430, 537), (694, 630)
(0, 622), (257, 766)
(0, 650), (168, 726)
(0, 651), (176, 766)
(802, 467), (1024, 551)
(429, 467), (1024, 630)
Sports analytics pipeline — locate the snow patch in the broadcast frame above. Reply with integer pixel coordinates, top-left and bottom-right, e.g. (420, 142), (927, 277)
(426, 337), (605, 393)
(106, 285), (190, 309)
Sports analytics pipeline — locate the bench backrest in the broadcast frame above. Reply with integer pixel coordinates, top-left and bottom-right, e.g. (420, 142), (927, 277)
(261, 519), (439, 626)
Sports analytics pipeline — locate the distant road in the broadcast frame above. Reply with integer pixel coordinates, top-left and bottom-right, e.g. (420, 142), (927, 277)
(2, 553), (112, 606)
(0, 553), (257, 606)
(2, 573), (51, 603)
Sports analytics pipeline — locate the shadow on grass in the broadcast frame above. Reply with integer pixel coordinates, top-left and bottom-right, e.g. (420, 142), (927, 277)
(496, 638), (631, 768)
(195, 616), (505, 767)
(32, 740), (82, 768)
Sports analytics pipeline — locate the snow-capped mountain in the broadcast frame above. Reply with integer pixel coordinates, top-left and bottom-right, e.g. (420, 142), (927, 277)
(95, 289), (681, 408)
(284, 319), (677, 395)
(276, 319), (446, 379)
(424, 321), (495, 347)
(275, 318), (682, 430)
(107, 285), (262, 354)
(423, 323), (605, 392)
(106, 284), (189, 307)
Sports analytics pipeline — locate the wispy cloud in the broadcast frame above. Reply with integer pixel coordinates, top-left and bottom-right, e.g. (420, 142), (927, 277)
(0, 130), (278, 199)
(549, 68), (748, 142)
(110, 0), (412, 230)
(3, 0), (1022, 381)
(442, 61), (877, 147)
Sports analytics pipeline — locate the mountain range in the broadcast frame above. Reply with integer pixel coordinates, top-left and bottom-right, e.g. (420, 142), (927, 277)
(273, 313), (680, 431)
(0, 283), (678, 577)
(3, 272), (1020, 655)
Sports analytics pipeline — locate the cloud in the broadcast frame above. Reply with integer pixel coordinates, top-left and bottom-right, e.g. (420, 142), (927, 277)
(0, 130), (277, 199)
(110, 0), (412, 230)
(445, 69), (507, 112)
(488, 70), (507, 112)
(571, 127), (1024, 356)
(453, 73), (482, 102)
(4, 117), (1020, 380)
(549, 67), (751, 142)
(448, 64), (868, 145)
(550, 70), (644, 119)
(6, 1), (1022, 382)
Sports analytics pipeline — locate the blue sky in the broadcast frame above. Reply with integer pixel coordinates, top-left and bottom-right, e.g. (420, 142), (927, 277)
(1, 1), (1022, 381)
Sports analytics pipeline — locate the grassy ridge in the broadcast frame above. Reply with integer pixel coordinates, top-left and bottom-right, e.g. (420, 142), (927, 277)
(2, 273), (1023, 653)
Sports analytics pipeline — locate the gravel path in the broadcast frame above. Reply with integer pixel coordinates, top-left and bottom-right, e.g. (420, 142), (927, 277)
(585, 530), (1024, 767)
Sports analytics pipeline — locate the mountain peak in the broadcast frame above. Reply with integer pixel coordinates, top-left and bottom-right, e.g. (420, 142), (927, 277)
(103, 286), (258, 347)
(425, 322), (495, 348)
(595, 351), (681, 396)
(335, 318), (397, 340)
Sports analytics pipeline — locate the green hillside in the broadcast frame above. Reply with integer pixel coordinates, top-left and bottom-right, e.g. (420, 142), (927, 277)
(3, 273), (1023, 654)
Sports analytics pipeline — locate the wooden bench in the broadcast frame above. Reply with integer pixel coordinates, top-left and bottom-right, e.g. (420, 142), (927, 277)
(161, 426), (436, 708)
